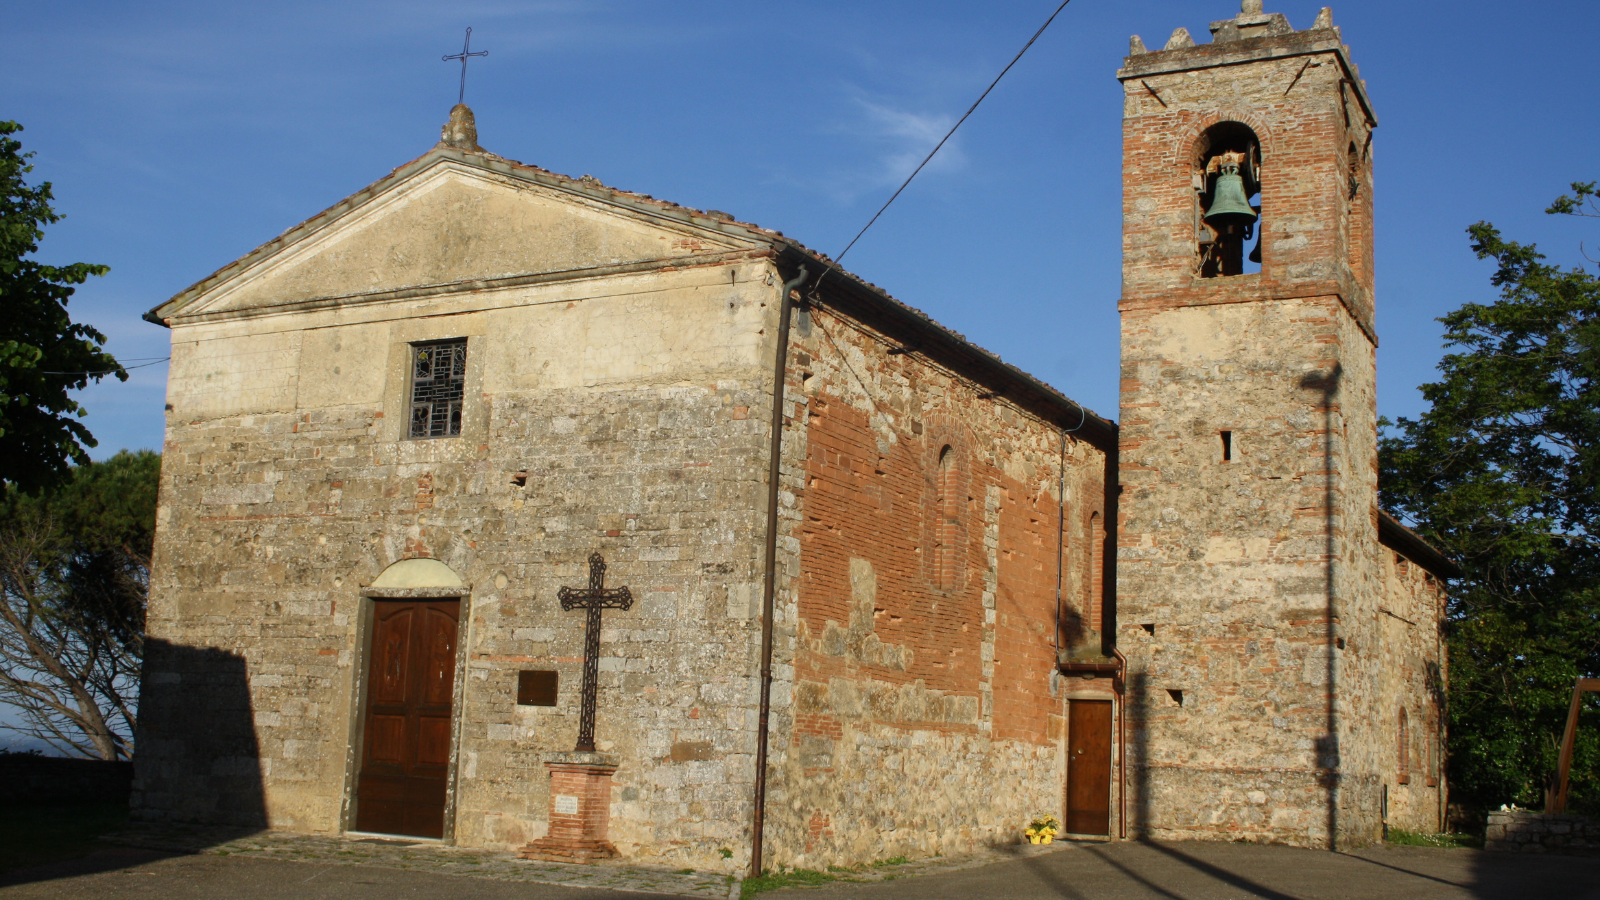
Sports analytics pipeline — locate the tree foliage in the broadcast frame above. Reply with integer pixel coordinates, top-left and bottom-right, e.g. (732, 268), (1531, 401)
(1379, 182), (1600, 813)
(0, 450), (158, 760)
(0, 121), (123, 493)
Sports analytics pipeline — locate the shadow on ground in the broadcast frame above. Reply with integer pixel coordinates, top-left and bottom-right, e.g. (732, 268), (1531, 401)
(765, 838), (1600, 900)
(2, 641), (268, 891)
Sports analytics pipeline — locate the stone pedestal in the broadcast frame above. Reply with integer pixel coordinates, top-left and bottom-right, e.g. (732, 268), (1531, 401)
(519, 752), (619, 862)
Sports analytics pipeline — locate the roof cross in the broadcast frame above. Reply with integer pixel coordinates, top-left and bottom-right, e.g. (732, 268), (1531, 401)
(442, 27), (488, 106)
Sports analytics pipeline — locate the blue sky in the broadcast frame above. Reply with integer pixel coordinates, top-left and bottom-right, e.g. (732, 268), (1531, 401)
(4, 0), (1598, 461)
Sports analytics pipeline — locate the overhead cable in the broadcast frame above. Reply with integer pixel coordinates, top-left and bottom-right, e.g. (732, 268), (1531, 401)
(37, 357), (170, 377)
(812, 0), (1077, 293)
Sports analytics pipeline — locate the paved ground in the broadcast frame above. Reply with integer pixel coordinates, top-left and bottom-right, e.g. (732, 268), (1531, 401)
(0, 830), (1593, 900)
(770, 840), (1600, 900)
(0, 847), (659, 899)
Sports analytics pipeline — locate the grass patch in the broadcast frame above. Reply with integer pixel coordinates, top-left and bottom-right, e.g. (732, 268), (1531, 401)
(675, 867), (696, 875)
(742, 855), (916, 896)
(1386, 827), (1482, 849)
(742, 868), (838, 897)
(0, 800), (130, 873)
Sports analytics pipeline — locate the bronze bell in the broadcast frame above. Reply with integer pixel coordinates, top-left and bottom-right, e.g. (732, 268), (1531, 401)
(1204, 166), (1258, 229)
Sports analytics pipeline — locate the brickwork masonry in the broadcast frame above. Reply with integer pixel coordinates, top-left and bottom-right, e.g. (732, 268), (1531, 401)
(763, 303), (1109, 868)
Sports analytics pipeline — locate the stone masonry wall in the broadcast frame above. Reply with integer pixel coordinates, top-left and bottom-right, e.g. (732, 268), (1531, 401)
(1375, 547), (1448, 833)
(137, 257), (788, 870)
(1118, 296), (1371, 847)
(763, 301), (1109, 868)
(1115, 6), (1400, 849)
(1486, 810), (1600, 855)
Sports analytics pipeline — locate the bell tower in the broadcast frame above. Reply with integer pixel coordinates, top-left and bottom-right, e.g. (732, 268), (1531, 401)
(1115, 3), (1384, 848)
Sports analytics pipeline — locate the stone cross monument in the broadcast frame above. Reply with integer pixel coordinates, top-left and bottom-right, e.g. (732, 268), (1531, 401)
(521, 553), (632, 862)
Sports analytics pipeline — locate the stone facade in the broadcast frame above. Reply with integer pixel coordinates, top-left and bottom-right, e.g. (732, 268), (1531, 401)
(1376, 535), (1449, 834)
(134, 112), (1114, 870)
(1115, 3), (1448, 850)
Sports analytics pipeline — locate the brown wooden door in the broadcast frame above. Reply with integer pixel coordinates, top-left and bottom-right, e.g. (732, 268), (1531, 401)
(1066, 699), (1113, 836)
(355, 599), (459, 838)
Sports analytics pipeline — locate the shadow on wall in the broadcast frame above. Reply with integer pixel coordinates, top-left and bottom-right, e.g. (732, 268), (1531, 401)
(1057, 604), (1088, 653)
(1299, 363), (1342, 851)
(131, 639), (267, 828)
(1130, 670), (1148, 838)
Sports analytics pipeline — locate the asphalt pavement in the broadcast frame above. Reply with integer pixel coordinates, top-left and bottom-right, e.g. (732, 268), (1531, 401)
(1, 838), (1594, 900)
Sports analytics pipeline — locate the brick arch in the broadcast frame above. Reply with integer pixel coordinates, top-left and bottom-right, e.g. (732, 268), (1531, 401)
(921, 414), (975, 595)
(1172, 110), (1277, 164)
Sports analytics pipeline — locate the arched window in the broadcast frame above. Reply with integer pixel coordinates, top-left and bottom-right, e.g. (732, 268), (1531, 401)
(1397, 708), (1410, 785)
(1194, 122), (1262, 278)
(936, 445), (958, 590)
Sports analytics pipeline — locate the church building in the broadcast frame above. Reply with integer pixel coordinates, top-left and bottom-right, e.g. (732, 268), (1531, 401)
(133, 2), (1454, 871)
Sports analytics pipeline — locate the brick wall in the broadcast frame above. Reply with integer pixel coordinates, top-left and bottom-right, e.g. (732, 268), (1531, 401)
(764, 301), (1109, 867)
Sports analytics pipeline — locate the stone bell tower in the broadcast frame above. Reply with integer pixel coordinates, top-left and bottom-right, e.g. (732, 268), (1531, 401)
(1115, 3), (1385, 848)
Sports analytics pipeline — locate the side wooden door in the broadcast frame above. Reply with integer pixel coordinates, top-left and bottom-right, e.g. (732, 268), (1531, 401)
(1066, 699), (1113, 836)
(355, 599), (459, 838)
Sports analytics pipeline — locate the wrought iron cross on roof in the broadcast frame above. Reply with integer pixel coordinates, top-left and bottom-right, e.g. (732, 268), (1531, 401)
(442, 27), (488, 106)
(558, 553), (634, 752)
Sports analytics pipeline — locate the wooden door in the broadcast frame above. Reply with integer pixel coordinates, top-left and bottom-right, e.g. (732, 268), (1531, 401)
(1066, 699), (1113, 836)
(355, 599), (459, 838)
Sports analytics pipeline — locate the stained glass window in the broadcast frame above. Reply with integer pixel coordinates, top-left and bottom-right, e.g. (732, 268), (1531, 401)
(409, 340), (467, 439)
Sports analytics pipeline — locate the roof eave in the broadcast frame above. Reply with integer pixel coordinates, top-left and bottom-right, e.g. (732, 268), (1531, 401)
(772, 242), (1118, 453)
(1378, 510), (1463, 581)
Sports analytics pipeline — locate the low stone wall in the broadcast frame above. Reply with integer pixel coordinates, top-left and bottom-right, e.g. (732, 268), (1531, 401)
(0, 753), (133, 804)
(1485, 810), (1600, 855)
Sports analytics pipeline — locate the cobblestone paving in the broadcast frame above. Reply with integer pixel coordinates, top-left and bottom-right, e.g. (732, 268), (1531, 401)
(98, 825), (1077, 899)
(101, 826), (740, 898)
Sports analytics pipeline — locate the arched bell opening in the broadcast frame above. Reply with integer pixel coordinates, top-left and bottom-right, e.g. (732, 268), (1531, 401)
(1193, 122), (1262, 278)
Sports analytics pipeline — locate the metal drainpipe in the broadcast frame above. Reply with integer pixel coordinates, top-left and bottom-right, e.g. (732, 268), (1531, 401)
(750, 264), (808, 879)
(1054, 428), (1066, 663)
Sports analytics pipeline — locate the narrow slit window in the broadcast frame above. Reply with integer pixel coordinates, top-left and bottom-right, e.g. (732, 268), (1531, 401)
(409, 339), (467, 439)
(935, 445), (959, 590)
(1397, 708), (1410, 784)
(1221, 430), (1233, 462)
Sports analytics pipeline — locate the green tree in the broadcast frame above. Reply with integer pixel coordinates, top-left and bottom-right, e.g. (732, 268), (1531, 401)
(1379, 182), (1600, 814)
(1, 121), (123, 493)
(0, 451), (158, 760)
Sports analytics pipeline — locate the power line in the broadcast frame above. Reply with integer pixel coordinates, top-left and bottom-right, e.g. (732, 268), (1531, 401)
(812, 0), (1076, 293)
(37, 357), (170, 377)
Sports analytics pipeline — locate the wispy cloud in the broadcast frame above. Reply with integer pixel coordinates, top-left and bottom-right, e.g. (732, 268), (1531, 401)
(801, 90), (967, 206)
(855, 96), (965, 182)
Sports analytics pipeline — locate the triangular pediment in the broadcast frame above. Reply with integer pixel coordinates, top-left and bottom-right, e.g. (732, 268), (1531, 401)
(156, 151), (768, 322)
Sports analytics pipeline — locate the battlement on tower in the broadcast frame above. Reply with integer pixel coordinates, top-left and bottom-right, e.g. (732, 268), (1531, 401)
(1122, 4), (1374, 126)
